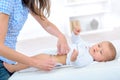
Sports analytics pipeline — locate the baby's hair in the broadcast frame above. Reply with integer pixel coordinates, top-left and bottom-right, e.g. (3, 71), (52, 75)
(105, 41), (116, 61)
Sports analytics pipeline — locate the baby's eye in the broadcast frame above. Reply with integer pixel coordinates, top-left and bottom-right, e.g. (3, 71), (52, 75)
(98, 44), (100, 47)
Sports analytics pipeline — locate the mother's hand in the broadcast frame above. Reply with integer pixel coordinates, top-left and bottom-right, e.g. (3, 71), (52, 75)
(57, 35), (70, 55)
(32, 54), (56, 71)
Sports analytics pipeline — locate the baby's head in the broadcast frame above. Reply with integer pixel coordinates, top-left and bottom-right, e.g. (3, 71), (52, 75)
(89, 41), (116, 62)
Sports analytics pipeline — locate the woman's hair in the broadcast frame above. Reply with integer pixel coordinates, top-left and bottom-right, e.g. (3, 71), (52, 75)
(22, 0), (50, 18)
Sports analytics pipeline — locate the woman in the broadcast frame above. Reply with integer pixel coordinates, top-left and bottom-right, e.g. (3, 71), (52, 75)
(0, 0), (69, 80)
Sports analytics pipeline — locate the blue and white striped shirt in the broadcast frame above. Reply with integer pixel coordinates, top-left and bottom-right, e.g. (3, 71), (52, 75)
(0, 0), (29, 64)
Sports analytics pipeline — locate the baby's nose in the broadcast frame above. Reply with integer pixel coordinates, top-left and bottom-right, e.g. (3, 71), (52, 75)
(95, 47), (100, 52)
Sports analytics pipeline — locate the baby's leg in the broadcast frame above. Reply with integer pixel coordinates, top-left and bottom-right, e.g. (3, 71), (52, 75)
(53, 50), (78, 65)
(54, 55), (67, 65)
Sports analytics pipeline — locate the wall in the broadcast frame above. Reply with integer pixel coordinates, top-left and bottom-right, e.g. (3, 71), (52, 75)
(111, 0), (120, 15)
(102, 0), (120, 29)
(17, 0), (70, 41)
(18, 0), (120, 41)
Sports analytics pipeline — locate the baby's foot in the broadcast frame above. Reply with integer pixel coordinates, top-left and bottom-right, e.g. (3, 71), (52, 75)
(3, 62), (16, 73)
(70, 49), (78, 62)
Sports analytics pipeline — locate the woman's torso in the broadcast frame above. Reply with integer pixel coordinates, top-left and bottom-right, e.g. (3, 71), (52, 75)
(0, 0), (29, 64)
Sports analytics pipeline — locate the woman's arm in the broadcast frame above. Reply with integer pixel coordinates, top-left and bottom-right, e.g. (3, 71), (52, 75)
(4, 54), (56, 72)
(0, 13), (55, 71)
(0, 13), (33, 66)
(4, 53), (67, 72)
(31, 12), (69, 55)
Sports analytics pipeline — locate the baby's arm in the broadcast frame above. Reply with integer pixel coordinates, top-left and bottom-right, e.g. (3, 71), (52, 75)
(70, 49), (78, 62)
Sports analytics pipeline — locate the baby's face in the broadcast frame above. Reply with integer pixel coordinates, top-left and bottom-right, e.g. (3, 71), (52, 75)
(89, 41), (111, 62)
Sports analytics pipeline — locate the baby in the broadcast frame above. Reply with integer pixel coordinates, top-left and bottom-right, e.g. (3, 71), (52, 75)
(4, 25), (116, 72)
(66, 33), (116, 67)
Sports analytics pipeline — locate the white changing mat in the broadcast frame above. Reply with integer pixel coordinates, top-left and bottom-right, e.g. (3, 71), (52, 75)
(9, 60), (120, 80)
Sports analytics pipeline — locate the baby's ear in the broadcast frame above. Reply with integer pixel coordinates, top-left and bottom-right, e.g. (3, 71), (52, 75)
(70, 49), (78, 62)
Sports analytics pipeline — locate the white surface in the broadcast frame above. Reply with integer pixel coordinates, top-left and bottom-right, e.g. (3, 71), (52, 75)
(9, 27), (120, 80)
(9, 61), (120, 80)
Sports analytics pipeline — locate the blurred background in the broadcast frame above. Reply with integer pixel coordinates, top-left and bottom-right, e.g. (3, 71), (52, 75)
(17, 0), (120, 41)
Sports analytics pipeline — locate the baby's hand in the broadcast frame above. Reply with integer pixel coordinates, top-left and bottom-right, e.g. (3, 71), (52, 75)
(71, 20), (81, 35)
(73, 26), (81, 35)
(70, 49), (78, 62)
